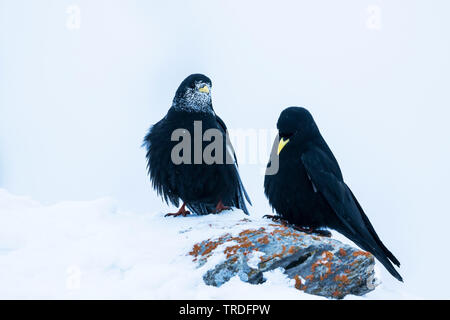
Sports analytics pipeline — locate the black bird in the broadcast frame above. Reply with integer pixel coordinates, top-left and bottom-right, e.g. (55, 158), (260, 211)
(264, 107), (402, 282)
(143, 74), (251, 216)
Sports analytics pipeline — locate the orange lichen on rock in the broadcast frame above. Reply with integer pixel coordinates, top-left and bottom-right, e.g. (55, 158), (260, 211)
(311, 250), (334, 280)
(189, 243), (202, 257)
(202, 240), (221, 256)
(209, 229), (263, 259)
(260, 244), (288, 263)
(334, 274), (350, 286)
(224, 241), (254, 258)
(288, 246), (299, 254)
(293, 274), (308, 291)
(352, 250), (372, 258)
(257, 235), (270, 245)
(224, 245), (240, 258)
(238, 228), (264, 237)
(294, 275), (302, 290)
(338, 248), (347, 257)
(332, 290), (342, 298)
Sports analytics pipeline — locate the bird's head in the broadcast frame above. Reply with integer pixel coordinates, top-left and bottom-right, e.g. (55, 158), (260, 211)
(172, 74), (213, 113)
(276, 107), (320, 155)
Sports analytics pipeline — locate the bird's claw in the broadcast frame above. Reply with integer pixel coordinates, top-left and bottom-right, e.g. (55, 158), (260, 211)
(164, 211), (191, 217)
(165, 203), (191, 217)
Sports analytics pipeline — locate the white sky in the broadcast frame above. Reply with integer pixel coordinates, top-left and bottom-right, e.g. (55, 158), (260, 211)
(1, 0), (450, 298)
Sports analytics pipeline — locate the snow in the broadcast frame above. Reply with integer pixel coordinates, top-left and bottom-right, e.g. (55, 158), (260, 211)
(247, 251), (266, 269)
(0, 189), (416, 299)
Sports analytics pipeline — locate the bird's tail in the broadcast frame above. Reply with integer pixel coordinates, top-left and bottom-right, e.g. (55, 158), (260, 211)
(340, 226), (403, 282)
(234, 169), (252, 215)
(340, 189), (403, 282)
(349, 190), (401, 267)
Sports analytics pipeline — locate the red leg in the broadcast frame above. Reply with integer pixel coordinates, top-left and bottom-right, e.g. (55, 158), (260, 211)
(165, 203), (191, 217)
(214, 200), (231, 213)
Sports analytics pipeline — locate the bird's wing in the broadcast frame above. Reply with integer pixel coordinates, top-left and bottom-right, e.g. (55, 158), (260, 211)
(215, 115), (252, 212)
(215, 115), (239, 166)
(301, 147), (402, 281)
(301, 148), (361, 234)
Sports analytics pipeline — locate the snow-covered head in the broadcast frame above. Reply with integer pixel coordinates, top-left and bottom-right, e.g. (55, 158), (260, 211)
(172, 74), (213, 114)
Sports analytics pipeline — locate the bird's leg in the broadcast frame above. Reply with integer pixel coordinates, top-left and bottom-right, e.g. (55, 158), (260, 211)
(214, 200), (231, 213)
(292, 225), (332, 237)
(165, 203), (191, 217)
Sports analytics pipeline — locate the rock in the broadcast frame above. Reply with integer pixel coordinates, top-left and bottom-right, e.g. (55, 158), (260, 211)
(189, 222), (377, 299)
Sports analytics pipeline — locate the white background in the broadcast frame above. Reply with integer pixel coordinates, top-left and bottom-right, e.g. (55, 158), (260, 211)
(1, 0), (449, 298)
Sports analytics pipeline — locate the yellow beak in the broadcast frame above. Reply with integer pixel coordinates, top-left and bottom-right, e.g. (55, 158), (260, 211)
(199, 85), (209, 93)
(277, 137), (290, 155)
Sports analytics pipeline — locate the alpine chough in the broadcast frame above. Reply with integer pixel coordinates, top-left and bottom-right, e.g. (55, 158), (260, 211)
(264, 106), (402, 281)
